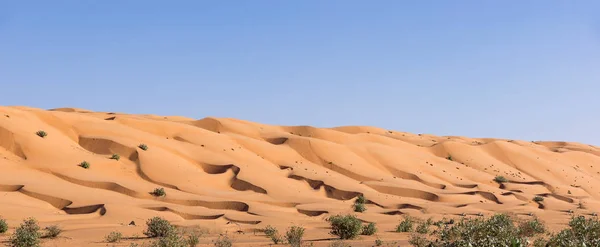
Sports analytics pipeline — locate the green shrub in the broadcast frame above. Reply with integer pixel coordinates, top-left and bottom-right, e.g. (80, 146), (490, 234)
(329, 240), (350, 247)
(375, 238), (383, 246)
(353, 202), (366, 213)
(494, 176), (508, 183)
(415, 221), (430, 234)
(110, 154), (120, 160)
(285, 225), (304, 247)
(149, 230), (186, 247)
(0, 217), (7, 234)
(263, 225), (283, 244)
(446, 155), (453, 161)
(396, 216), (414, 232)
(533, 196), (544, 202)
(541, 215), (600, 246)
(361, 222), (377, 235)
(9, 217), (41, 247)
(212, 235), (232, 247)
(355, 195), (366, 204)
(79, 161), (90, 169)
(105, 231), (123, 243)
(151, 187), (166, 197)
(408, 233), (430, 247)
(517, 217), (546, 237)
(43, 225), (62, 238)
(144, 217), (174, 238)
(327, 214), (363, 240)
(35, 131), (47, 138)
(139, 144), (148, 151)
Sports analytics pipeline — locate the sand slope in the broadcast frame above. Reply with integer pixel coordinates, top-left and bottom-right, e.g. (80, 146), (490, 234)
(0, 106), (599, 246)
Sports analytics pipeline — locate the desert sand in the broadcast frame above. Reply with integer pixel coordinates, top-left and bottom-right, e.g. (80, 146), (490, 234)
(0, 106), (599, 246)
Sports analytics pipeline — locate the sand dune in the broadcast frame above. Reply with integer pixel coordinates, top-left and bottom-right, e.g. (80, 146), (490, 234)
(0, 106), (599, 246)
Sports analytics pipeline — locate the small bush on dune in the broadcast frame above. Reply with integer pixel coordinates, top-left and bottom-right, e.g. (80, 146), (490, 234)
(541, 215), (600, 246)
(361, 222), (377, 235)
(533, 196), (544, 202)
(494, 176), (508, 183)
(139, 144), (148, 151)
(110, 154), (120, 160)
(9, 217), (42, 247)
(36, 131), (47, 138)
(285, 225), (305, 247)
(396, 216), (414, 232)
(327, 214), (362, 240)
(43, 225), (62, 238)
(0, 217), (8, 234)
(517, 217), (546, 237)
(105, 231), (123, 243)
(79, 161), (90, 169)
(151, 187), (166, 197)
(263, 225), (283, 244)
(144, 217), (174, 238)
(355, 195), (366, 204)
(212, 235), (232, 247)
(329, 240), (351, 247)
(353, 202), (366, 213)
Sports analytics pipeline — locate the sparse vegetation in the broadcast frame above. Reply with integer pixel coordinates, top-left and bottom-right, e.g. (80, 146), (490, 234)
(0, 217), (7, 234)
(79, 161), (90, 169)
(212, 234), (232, 247)
(355, 194), (366, 204)
(446, 155), (453, 161)
(43, 225), (62, 238)
(9, 217), (41, 247)
(396, 216), (414, 232)
(353, 202), (366, 213)
(35, 130), (47, 138)
(494, 175), (508, 183)
(327, 214), (363, 240)
(375, 238), (383, 246)
(151, 187), (166, 197)
(263, 225), (283, 244)
(533, 196), (544, 202)
(105, 231), (123, 243)
(110, 154), (120, 160)
(361, 222), (377, 235)
(139, 144), (148, 150)
(285, 225), (305, 247)
(144, 217), (174, 238)
(541, 215), (600, 246)
(415, 220), (431, 234)
(329, 240), (351, 247)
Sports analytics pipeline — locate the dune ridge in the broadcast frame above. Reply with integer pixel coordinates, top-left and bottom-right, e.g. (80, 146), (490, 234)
(1, 106), (599, 244)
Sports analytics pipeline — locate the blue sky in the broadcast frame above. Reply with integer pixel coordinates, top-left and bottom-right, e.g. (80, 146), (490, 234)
(1, 1), (599, 144)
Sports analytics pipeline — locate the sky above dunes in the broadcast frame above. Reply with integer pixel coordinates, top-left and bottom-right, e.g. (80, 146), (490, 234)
(1, 1), (599, 145)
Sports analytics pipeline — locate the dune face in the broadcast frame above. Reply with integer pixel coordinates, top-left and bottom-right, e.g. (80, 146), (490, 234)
(0, 106), (599, 245)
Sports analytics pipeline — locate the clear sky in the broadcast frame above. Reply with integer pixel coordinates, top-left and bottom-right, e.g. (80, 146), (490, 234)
(1, 1), (599, 145)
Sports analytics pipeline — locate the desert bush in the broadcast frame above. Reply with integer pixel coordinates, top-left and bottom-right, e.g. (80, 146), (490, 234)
(105, 231), (123, 243)
(540, 215), (600, 246)
(149, 230), (187, 247)
(43, 225), (62, 238)
(355, 194), (366, 204)
(361, 222), (377, 235)
(144, 217), (174, 238)
(533, 196), (544, 202)
(79, 161), (90, 169)
(327, 214), (362, 240)
(408, 233), (430, 247)
(285, 225), (305, 247)
(0, 217), (7, 234)
(517, 217), (546, 237)
(353, 202), (366, 213)
(151, 187), (166, 197)
(415, 221), (430, 234)
(494, 176), (508, 183)
(110, 154), (120, 160)
(9, 217), (42, 247)
(213, 235), (232, 247)
(329, 240), (350, 247)
(36, 131), (47, 138)
(263, 225), (283, 244)
(375, 238), (383, 246)
(139, 144), (148, 150)
(396, 216), (414, 232)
